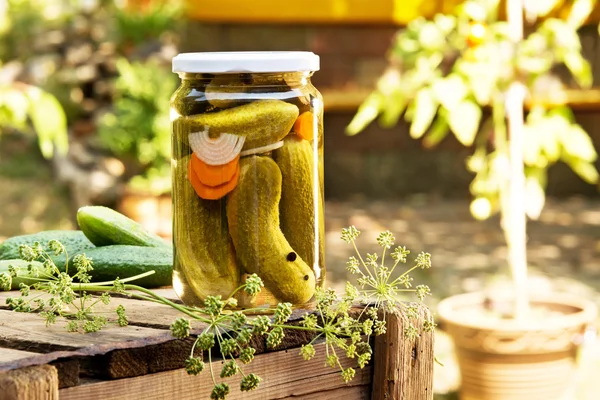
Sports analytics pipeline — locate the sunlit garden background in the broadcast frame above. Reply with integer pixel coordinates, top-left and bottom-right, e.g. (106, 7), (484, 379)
(3, 0), (600, 398)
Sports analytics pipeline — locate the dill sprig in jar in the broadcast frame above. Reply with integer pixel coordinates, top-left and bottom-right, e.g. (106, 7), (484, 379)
(170, 52), (324, 309)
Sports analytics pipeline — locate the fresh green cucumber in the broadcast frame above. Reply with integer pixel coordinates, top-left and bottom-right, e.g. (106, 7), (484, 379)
(82, 245), (173, 288)
(77, 206), (168, 248)
(0, 230), (95, 270)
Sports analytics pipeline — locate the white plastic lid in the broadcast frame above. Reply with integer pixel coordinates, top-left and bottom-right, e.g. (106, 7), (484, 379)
(172, 51), (320, 74)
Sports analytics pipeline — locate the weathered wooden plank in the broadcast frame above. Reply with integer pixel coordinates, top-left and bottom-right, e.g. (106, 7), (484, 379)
(0, 290), (306, 329)
(0, 364), (58, 400)
(83, 296), (193, 329)
(0, 350), (77, 390)
(0, 290), (190, 329)
(0, 309), (174, 372)
(0, 290), (325, 331)
(60, 341), (371, 400)
(0, 290), (321, 380)
(1, 357), (81, 390)
(371, 304), (434, 400)
(0, 310), (172, 351)
(79, 337), (196, 379)
(80, 306), (323, 379)
(0, 349), (39, 364)
(0, 289), (385, 397)
(134, 288), (180, 302)
(281, 385), (371, 399)
(0, 293), (323, 381)
(51, 360), (79, 389)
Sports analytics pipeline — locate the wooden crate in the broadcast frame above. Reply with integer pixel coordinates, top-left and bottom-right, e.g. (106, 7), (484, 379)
(0, 289), (433, 400)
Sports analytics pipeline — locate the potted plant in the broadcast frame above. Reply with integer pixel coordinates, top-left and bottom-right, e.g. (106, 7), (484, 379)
(347, 0), (598, 398)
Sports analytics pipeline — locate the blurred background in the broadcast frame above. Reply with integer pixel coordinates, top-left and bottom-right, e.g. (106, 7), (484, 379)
(3, 0), (600, 398)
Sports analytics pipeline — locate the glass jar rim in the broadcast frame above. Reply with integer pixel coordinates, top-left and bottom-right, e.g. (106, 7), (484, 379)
(172, 51), (320, 74)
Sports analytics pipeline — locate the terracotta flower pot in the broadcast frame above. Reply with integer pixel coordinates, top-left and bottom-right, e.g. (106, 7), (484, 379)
(117, 189), (173, 240)
(438, 292), (597, 400)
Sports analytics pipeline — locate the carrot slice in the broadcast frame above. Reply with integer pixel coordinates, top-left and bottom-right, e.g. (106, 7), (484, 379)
(293, 111), (314, 141)
(191, 153), (239, 187)
(188, 157), (240, 200)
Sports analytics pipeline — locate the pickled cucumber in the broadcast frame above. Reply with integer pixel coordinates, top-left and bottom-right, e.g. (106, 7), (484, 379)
(172, 117), (193, 160)
(172, 155), (241, 304)
(180, 100), (299, 150)
(226, 156), (316, 304)
(170, 75), (219, 116)
(205, 75), (254, 109)
(205, 75), (301, 109)
(274, 136), (325, 276)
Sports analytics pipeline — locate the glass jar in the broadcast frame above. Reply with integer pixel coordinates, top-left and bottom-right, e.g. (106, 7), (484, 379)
(170, 52), (324, 309)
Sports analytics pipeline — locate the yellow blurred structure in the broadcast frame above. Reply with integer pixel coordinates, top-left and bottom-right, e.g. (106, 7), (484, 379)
(185, 0), (459, 24)
(185, 0), (600, 25)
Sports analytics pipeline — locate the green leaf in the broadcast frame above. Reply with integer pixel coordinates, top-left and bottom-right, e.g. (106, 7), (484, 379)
(26, 87), (68, 159)
(547, 105), (575, 122)
(346, 92), (384, 136)
(522, 125), (544, 167)
(379, 90), (407, 128)
(538, 123), (561, 162)
(396, 36), (420, 54)
(457, 60), (496, 105)
(567, 0), (596, 28)
(566, 159), (599, 184)
(446, 101), (481, 146)
(418, 23), (445, 51)
(517, 54), (553, 75)
(0, 89), (30, 128)
(410, 55), (443, 86)
(541, 108), (572, 162)
(563, 52), (593, 88)
(561, 124), (597, 162)
(423, 116), (449, 148)
(431, 75), (468, 110)
(541, 19), (581, 51)
(466, 145), (488, 173)
(469, 155), (501, 197)
(489, 21), (512, 38)
(524, 168), (547, 220)
(409, 88), (438, 139)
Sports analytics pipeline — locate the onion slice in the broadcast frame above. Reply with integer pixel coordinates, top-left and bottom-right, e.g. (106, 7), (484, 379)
(240, 140), (284, 157)
(188, 129), (245, 166)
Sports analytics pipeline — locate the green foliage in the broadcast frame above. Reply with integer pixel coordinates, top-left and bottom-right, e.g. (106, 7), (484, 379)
(0, 0), (182, 60)
(98, 58), (177, 195)
(347, 0), (598, 222)
(113, 0), (183, 48)
(0, 0), (78, 60)
(0, 1), (70, 157)
(0, 81), (68, 159)
(0, 0), (182, 171)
